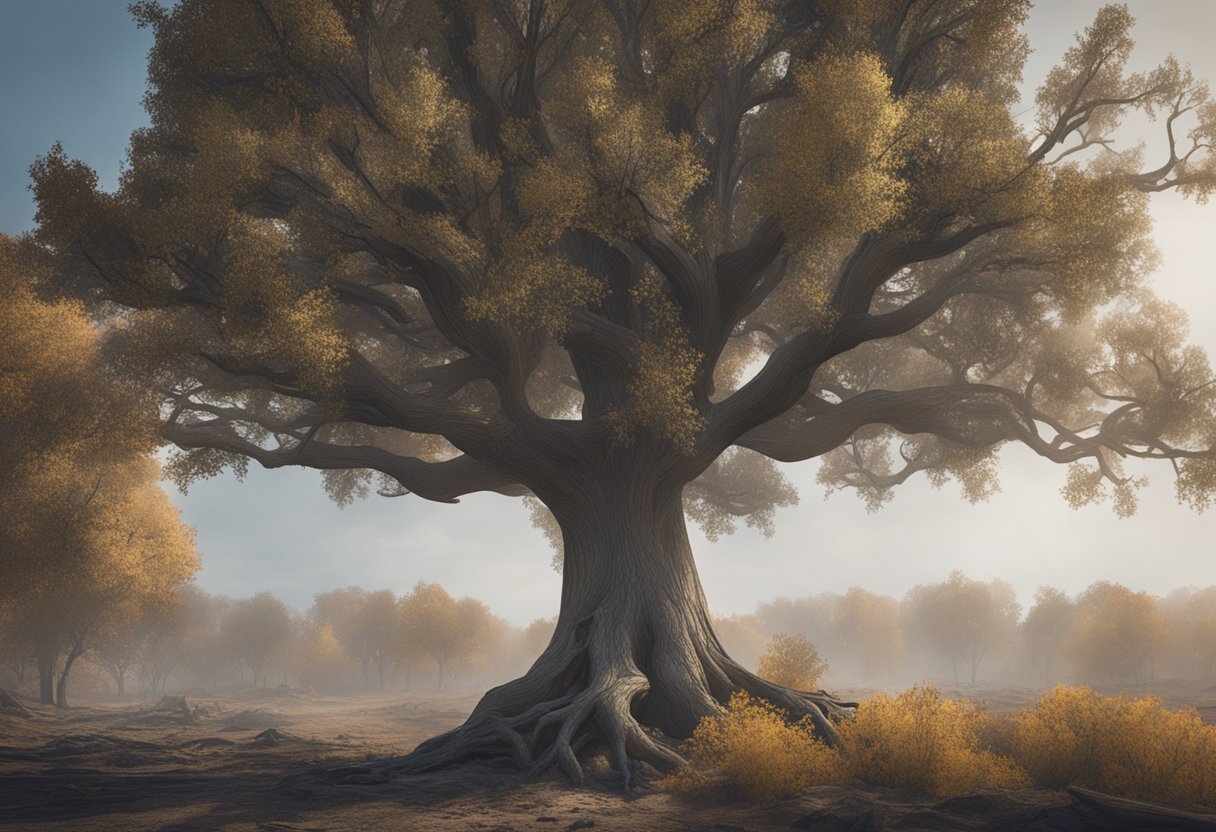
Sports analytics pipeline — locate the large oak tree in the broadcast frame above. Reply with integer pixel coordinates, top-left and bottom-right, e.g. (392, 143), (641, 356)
(29, 0), (1216, 783)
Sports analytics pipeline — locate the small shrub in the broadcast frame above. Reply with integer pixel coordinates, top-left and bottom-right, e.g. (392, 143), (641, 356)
(659, 691), (842, 802)
(838, 684), (1027, 798)
(666, 685), (1216, 808)
(1006, 684), (1106, 788)
(756, 633), (829, 690)
(1009, 685), (1216, 806)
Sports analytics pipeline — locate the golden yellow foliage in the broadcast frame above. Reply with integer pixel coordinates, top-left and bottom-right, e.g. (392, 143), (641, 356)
(606, 337), (707, 453)
(756, 633), (828, 691)
(838, 684), (1027, 798)
(659, 692), (843, 802)
(759, 51), (906, 245)
(1009, 685), (1216, 806)
(1007, 684), (1107, 788)
(669, 685), (1216, 806)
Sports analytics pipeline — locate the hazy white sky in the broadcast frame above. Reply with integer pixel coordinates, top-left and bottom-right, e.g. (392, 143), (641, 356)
(1, 1), (1212, 624)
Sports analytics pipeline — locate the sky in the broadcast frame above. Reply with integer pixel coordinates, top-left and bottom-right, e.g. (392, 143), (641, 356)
(1, 1), (1213, 625)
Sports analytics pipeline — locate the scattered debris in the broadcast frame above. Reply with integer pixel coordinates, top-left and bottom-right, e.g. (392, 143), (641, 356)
(133, 695), (198, 724)
(0, 688), (32, 717)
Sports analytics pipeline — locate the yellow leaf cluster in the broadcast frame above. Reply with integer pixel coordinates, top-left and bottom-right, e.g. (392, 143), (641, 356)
(1010, 685), (1216, 805)
(659, 691), (843, 802)
(668, 684), (1216, 806)
(1027, 168), (1156, 319)
(925, 445), (1002, 504)
(267, 287), (349, 393)
(547, 56), (707, 240)
(468, 157), (606, 335)
(756, 633), (829, 690)
(838, 684), (1027, 798)
(607, 337), (707, 454)
(900, 85), (1039, 222)
(1176, 457), (1216, 512)
(759, 51), (905, 246)
(649, 0), (777, 100)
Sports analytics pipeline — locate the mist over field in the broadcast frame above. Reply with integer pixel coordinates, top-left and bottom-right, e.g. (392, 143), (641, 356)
(5, 573), (1214, 703)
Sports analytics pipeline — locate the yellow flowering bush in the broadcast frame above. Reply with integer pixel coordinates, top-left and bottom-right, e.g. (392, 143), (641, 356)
(1010, 685), (1216, 805)
(666, 684), (1216, 806)
(838, 684), (1027, 797)
(659, 692), (842, 802)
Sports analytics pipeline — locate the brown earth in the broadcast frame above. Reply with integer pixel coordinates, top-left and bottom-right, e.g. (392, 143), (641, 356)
(2, 685), (1216, 832)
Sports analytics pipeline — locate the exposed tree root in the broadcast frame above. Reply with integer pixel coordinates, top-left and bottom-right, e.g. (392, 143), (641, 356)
(325, 627), (856, 790)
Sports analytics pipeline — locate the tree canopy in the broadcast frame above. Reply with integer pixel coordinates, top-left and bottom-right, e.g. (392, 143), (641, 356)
(29, 0), (1216, 526)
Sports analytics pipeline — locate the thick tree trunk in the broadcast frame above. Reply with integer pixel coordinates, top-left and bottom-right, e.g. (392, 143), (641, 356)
(340, 468), (854, 787)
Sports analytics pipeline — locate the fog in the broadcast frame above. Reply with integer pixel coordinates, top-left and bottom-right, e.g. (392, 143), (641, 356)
(4, 573), (1213, 706)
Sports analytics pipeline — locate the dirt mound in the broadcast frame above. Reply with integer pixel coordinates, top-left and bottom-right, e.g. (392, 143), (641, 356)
(133, 695), (198, 724)
(0, 688), (32, 717)
(250, 728), (290, 747)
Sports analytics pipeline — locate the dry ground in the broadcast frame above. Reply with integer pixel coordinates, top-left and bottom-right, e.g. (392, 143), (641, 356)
(2, 684), (1216, 831)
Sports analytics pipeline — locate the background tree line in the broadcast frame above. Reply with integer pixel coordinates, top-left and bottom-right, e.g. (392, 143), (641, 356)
(715, 570), (1215, 690)
(4, 568), (1214, 702)
(0, 580), (556, 700)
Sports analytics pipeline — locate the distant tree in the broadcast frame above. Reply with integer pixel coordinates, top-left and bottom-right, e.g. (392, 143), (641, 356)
(757, 633), (829, 691)
(137, 591), (204, 695)
(400, 583), (497, 691)
(755, 594), (840, 656)
(29, 0), (1216, 778)
(222, 593), (294, 687)
(295, 622), (350, 692)
(1163, 587), (1216, 680)
(833, 587), (905, 681)
(1021, 586), (1076, 687)
(309, 587), (367, 685)
(173, 589), (233, 690)
(357, 590), (404, 689)
(904, 571), (1020, 684)
(1067, 582), (1166, 685)
(94, 619), (143, 698)
(0, 237), (200, 706)
(311, 587), (402, 689)
(710, 612), (771, 673)
(518, 617), (559, 664)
